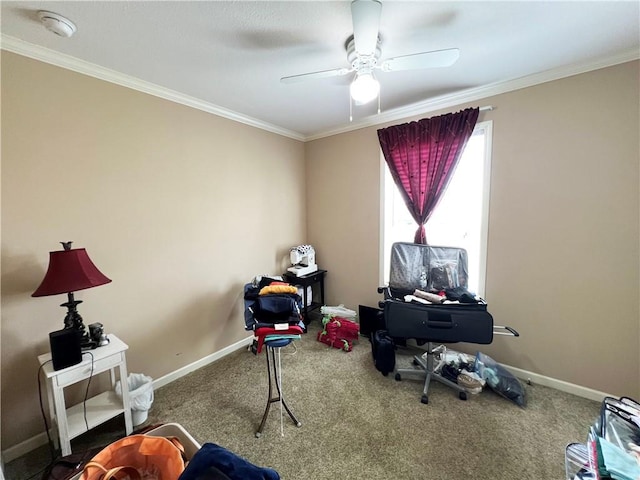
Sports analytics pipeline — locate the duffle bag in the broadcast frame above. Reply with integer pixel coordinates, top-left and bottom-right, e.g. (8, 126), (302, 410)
(253, 294), (301, 322)
(80, 434), (185, 480)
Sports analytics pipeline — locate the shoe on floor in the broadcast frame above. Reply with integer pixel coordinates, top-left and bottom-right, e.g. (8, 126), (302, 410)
(457, 372), (483, 394)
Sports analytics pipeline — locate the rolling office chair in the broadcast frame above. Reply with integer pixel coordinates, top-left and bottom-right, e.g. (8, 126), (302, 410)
(379, 242), (518, 404)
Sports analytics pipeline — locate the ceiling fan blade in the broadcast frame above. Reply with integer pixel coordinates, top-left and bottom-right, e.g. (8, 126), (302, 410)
(280, 67), (352, 84)
(351, 0), (382, 56)
(379, 48), (460, 72)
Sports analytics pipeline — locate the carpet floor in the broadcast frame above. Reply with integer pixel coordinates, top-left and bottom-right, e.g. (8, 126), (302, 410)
(6, 321), (600, 479)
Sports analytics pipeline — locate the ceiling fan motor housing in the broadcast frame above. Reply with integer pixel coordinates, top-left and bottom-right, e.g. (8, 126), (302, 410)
(347, 36), (382, 74)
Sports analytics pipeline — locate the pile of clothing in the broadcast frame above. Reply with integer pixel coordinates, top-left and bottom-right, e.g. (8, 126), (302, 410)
(244, 276), (305, 353)
(405, 286), (482, 305)
(180, 442), (280, 480)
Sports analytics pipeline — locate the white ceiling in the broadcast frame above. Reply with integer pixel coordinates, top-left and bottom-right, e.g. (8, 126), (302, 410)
(2, 1), (639, 140)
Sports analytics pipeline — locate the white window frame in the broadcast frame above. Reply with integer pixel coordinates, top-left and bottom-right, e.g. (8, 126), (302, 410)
(379, 120), (493, 297)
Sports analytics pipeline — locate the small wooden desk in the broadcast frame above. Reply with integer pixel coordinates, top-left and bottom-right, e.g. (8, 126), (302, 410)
(283, 269), (327, 324)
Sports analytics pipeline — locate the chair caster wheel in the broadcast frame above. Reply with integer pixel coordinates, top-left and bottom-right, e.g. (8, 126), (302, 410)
(395, 373), (402, 381)
(421, 395), (429, 404)
(255, 432), (262, 438)
(459, 392), (468, 401)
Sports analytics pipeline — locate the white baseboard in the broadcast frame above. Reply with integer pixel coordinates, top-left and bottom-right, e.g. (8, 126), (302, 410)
(504, 364), (613, 403)
(1, 335), (254, 463)
(1, 432), (50, 465)
(152, 336), (254, 390)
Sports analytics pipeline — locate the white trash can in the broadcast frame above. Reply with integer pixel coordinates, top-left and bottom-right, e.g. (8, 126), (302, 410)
(116, 373), (154, 426)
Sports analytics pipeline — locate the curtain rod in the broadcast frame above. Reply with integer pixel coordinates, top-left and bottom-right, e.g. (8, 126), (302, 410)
(479, 106), (494, 111)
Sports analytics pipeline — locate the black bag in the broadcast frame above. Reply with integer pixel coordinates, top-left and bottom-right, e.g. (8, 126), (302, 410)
(41, 446), (104, 480)
(371, 330), (395, 376)
(252, 294), (302, 323)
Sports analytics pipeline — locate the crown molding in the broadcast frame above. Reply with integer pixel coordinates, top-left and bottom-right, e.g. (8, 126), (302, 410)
(2, 34), (637, 143)
(0, 35), (306, 142)
(307, 47), (640, 141)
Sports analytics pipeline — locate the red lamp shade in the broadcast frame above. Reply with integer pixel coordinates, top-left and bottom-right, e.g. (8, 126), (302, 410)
(32, 248), (112, 297)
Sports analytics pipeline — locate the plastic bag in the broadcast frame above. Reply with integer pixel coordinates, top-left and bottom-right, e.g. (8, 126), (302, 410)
(116, 373), (154, 411)
(598, 397), (640, 454)
(432, 346), (475, 372)
(474, 351), (526, 407)
(320, 304), (356, 318)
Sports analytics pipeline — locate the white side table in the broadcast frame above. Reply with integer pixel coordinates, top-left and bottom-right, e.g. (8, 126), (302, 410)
(38, 334), (133, 455)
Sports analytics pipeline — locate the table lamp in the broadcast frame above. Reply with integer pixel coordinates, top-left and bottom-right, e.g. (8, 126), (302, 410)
(32, 241), (111, 351)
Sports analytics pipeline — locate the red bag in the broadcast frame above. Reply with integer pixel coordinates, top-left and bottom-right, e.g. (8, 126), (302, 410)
(328, 317), (359, 342)
(80, 434), (185, 480)
(317, 329), (353, 352)
(317, 316), (359, 352)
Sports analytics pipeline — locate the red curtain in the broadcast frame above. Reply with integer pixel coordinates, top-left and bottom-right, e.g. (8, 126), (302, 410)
(378, 107), (480, 244)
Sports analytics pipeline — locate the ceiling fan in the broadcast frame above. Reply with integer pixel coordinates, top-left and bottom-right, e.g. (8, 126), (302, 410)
(280, 0), (460, 113)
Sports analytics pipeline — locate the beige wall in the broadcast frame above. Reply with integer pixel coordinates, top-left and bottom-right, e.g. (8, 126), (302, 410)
(307, 61), (640, 398)
(1, 52), (306, 449)
(2, 51), (638, 453)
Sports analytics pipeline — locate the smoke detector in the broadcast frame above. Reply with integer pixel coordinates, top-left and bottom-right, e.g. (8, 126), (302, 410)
(38, 11), (77, 38)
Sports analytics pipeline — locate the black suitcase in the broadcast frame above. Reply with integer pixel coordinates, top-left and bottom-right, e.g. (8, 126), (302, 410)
(371, 329), (396, 376)
(384, 300), (493, 344)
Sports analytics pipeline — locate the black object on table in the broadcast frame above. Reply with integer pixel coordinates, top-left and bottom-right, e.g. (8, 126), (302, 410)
(282, 269), (327, 324)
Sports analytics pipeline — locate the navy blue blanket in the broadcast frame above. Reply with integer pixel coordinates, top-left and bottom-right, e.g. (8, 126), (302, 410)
(178, 442), (280, 480)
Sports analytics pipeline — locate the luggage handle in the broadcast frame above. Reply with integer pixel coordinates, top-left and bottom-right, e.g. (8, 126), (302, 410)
(494, 325), (519, 337)
(425, 318), (453, 329)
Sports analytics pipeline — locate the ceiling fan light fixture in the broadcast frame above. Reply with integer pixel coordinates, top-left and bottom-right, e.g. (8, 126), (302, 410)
(350, 72), (380, 104)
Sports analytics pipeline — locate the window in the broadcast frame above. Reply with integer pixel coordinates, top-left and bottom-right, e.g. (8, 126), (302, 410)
(381, 121), (493, 296)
